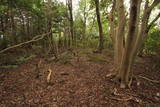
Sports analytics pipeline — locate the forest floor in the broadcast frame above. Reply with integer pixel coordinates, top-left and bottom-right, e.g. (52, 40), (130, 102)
(0, 49), (160, 107)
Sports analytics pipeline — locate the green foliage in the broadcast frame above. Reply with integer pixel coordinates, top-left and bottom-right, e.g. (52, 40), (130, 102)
(144, 28), (160, 55)
(0, 0), (68, 47)
(0, 65), (18, 69)
(32, 45), (42, 49)
(100, 0), (112, 8)
(0, 5), (7, 15)
(0, 34), (13, 49)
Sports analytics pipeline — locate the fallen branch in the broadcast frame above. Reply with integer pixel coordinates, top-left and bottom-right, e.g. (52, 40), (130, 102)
(0, 32), (51, 54)
(138, 75), (160, 83)
(110, 96), (142, 103)
(110, 88), (142, 103)
(110, 96), (132, 101)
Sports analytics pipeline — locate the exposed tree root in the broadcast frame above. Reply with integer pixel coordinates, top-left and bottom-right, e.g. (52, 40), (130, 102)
(138, 75), (160, 83)
(106, 72), (130, 88)
(110, 88), (142, 103)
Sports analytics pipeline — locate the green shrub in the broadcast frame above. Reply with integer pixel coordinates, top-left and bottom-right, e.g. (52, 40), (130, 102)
(144, 28), (160, 55)
(0, 34), (12, 49)
(0, 65), (18, 69)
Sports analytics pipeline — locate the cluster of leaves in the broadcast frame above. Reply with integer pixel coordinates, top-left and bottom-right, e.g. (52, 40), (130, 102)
(144, 27), (160, 55)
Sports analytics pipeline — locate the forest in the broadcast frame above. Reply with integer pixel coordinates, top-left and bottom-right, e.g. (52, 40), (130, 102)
(0, 0), (160, 106)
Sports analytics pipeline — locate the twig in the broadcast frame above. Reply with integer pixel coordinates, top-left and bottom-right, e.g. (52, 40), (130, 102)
(138, 75), (160, 83)
(110, 96), (132, 101)
(110, 96), (142, 103)
(0, 32), (51, 54)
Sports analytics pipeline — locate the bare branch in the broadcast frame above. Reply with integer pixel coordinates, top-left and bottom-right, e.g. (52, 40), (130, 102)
(0, 32), (51, 54)
(147, 12), (160, 31)
(147, 0), (160, 12)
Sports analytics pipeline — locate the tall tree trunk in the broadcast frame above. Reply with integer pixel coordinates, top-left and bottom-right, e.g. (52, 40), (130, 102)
(108, 0), (160, 88)
(26, 14), (30, 39)
(82, 0), (87, 41)
(95, 0), (104, 52)
(115, 0), (126, 71)
(18, 9), (26, 41)
(116, 0), (160, 88)
(10, 7), (17, 44)
(109, 0), (116, 45)
(67, 0), (74, 45)
(118, 0), (139, 88)
(109, 0), (117, 69)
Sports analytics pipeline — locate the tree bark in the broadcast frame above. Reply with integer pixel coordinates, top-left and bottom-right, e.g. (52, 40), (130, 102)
(10, 7), (17, 44)
(67, 0), (74, 45)
(95, 0), (104, 52)
(109, 0), (118, 67)
(114, 0), (126, 70)
(109, 0), (116, 45)
(83, 0), (87, 41)
(115, 0), (160, 88)
(118, 0), (139, 88)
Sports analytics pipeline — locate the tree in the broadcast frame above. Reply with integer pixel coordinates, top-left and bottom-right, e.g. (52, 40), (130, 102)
(67, 0), (74, 46)
(78, 0), (87, 41)
(109, 0), (160, 88)
(94, 0), (104, 52)
(0, 0), (68, 53)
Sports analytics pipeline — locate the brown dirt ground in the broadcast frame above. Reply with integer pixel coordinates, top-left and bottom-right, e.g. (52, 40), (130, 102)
(0, 50), (160, 107)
